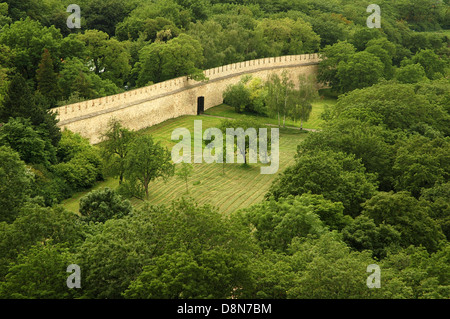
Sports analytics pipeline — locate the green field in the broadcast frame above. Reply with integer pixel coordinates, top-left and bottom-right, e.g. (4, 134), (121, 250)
(204, 99), (333, 130)
(62, 100), (334, 215)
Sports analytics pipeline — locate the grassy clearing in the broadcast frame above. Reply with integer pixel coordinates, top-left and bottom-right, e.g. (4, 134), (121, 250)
(204, 98), (336, 130)
(61, 100), (331, 215)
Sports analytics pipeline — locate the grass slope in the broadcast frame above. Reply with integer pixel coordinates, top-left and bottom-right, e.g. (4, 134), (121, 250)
(62, 100), (334, 214)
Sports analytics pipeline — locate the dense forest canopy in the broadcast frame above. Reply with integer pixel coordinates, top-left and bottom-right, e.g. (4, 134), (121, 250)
(0, 0), (449, 300)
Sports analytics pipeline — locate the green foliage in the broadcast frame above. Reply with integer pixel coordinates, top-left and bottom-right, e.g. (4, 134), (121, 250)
(0, 117), (56, 166)
(361, 191), (445, 253)
(0, 203), (85, 279)
(58, 58), (120, 101)
(411, 49), (448, 80)
(123, 198), (254, 299)
(420, 182), (450, 240)
(78, 198), (254, 299)
(342, 214), (402, 259)
(0, 242), (75, 299)
(53, 130), (103, 191)
(79, 188), (132, 223)
(336, 51), (384, 92)
(395, 63), (428, 84)
(136, 34), (205, 86)
(393, 135), (450, 198)
(267, 149), (378, 217)
(76, 30), (131, 87)
(0, 146), (32, 223)
(175, 162), (194, 194)
(255, 17), (320, 56)
(237, 195), (328, 253)
(299, 118), (399, 191)
(223, 81), (252, 113)
(36, 48), (60, 107)
(286, 232), (378, 299)
(331, 82), (450, 135)
(100, 118), (136, 184)
(317, 40), (356, 89)
(0, 17), (62, 80)
(121, 135), (175, 199)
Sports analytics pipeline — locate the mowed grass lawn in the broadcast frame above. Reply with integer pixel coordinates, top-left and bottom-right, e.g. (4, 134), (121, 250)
(62, 100), (335, 215)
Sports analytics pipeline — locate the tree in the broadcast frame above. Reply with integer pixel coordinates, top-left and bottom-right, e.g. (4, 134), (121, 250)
(136, 34), (204, 86)
(223, 81), (252, 113)
(288, 74), (318, 129)
(287, 232), (379, 299)
(330, 82), (450, 136)
(36, 48), (60, 107)
(219, 118), (269, 166)
(175, 162), (193, 194)
(76, 30), (131, 87)
(395, 63), (427, 84)
(411, 49), (447, 80)
(267, 149), (378, 217)
(255, 17), (320, 57)
(79, 187), (132, 223)
(136, 34), (205, 86)
(101, 118), (136, 184)
(265, 73), (283, 127)
(53, 130), (104, 191)
(0, 242), (76, 299)
(58, 58), (119, 101)
(361, 191), (445, 252)
(0, 74), (35, 123)
(237, 195), (328, 253)
(0, 18), (62, 80)
(0, 117), (55, 166)
(317, 41), (356, 90)
(342, 214), (402, 259)
(123, 198), (254, 299)
(84, 0), (135, 36)
(122, 135), (175, 200)
(0, 146), (32, 223)
(265, 71), (294, 128)
(336, 51), (384, 93)
(0, 203), (85, 279)
(0, 73), (61, 147)
(393, 135), (450, 198)
(298, 118), (399, 191)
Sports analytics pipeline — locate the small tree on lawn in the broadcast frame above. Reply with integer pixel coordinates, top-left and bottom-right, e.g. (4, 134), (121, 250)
(122, 135), (174, 200)
(101, 118), (136, 184)
(176, 162), (194, 194)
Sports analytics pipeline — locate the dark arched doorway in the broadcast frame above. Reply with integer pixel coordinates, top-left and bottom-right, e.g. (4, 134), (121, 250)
(197, 96), (205, 115)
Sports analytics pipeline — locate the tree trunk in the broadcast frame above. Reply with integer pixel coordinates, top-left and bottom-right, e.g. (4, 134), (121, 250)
(144, 182), (149, 200)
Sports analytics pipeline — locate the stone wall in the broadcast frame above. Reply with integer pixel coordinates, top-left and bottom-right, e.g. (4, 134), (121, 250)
(51, 53), (321, 144)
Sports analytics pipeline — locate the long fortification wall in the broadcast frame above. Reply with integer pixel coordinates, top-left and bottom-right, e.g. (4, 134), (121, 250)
(51, 53), (321, 144)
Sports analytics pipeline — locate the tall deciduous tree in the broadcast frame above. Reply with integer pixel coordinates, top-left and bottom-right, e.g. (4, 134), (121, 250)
(265, 71), (295, 128)
(288, 74), (318, 129)
(122, 135), (175, 200)
(136, 34), (204, 86)
(101, 118), (136, 184)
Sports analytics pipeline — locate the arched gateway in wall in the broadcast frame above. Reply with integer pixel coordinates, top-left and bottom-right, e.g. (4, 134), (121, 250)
(51, 54), (322, 144)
